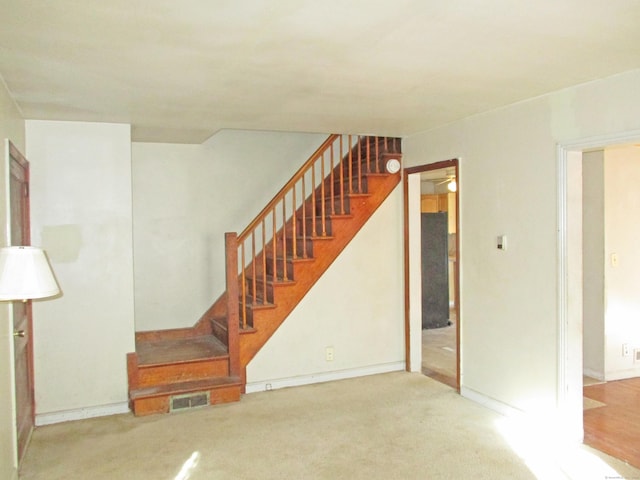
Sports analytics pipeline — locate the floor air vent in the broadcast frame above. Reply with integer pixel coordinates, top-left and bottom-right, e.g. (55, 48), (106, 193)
(170, 392), (210, 412)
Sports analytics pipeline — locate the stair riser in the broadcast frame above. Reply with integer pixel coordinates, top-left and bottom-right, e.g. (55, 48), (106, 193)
(296, 216), (333, 237)
(341, 159), (386, 177)
(292, 237), (315, 257)
(313, 174), (369, 196)
(264, 257), (294, 279)
(351, 138), (399, 159)
(238, 302), (254, 328)
(244, 279), (274, 303)
(261, 237), (312, 259)
(315, 196), (352, 216)
(131, 384), (242, 416)
(328, 176), (369, 196)
(138, 358), (229, 387)
(211, 319), (228, 345)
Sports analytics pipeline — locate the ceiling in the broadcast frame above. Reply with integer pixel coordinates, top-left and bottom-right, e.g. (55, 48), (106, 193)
(1, 1), (639, 144)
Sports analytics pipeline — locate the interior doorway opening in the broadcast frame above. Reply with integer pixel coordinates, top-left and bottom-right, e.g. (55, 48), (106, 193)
(404, 159), (460, 390)
(560, 132), (640, 464)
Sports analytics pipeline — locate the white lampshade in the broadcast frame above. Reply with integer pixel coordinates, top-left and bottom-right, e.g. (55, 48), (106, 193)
(0, 246), (60, 301)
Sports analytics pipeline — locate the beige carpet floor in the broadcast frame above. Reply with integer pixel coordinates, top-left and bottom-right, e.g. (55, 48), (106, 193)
(20, 372), (640, 480)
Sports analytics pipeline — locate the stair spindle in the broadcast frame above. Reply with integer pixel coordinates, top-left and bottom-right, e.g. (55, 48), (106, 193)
(251, 232), (257, 305)
(357, 136), (362, 193)
(320, 152), (326, 237)
(292, 185), (297, 259)
(272, 207), (277, 279)
(241, 242), (247, 328)
(281, 200), (288, 281)
(311, 162), (317, 237)
(366, 138), (370, 174)
(301, 178), (307, 258)
(261, 219), (267, 304)
(348, 135), (353, 194)
(330, 142), (335, 216)
(339, 135), (345, 214)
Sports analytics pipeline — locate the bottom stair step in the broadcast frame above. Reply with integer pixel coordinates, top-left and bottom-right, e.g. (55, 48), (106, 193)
(130, 376), (242, 416)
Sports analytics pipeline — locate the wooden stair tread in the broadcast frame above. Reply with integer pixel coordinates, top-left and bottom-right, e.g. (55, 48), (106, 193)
(136, 335), (228, 366)
(130, 376), (241, 400)
(304, 212), (353, 219)
(244, 301), (276, 310)
(305, 234), (334, 241)
(245, 276), (296, 285)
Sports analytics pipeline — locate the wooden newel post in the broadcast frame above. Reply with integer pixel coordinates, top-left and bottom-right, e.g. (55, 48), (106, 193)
(225, 232), (241, 378)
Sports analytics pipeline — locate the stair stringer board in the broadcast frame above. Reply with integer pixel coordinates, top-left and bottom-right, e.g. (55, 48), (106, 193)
(238, 172), (401, 368)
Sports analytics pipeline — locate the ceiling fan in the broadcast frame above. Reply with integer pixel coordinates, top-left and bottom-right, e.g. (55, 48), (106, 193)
(435, 171), (457, 192)
(435, 174), (456, 186)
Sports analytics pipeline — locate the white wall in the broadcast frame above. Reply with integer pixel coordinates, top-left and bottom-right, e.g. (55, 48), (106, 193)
(582, 150), (605, 379)
(26, 121), (135, 420)
(403, 68), (640, 423)
(604, 145), (640, 380)
(132, 130), (327, 331)
(0, 76), (25, 480)
(246, 186), (405, 389)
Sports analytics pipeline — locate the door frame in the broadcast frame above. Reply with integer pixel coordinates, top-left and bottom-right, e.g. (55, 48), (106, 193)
(403, 159), (460, 389)
(557, 129), (640, 442)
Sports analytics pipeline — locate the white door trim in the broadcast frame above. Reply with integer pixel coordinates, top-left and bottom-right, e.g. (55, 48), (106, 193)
(557, 129), (640, 443)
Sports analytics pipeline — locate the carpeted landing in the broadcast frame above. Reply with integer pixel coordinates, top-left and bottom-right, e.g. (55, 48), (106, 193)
(20, 372), (640, 480)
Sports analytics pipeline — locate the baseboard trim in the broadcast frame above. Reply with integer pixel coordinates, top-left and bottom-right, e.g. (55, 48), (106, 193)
(35, 402), (130, 426)
(604, 368), (640, 381)
(245, 362), (405, 394)
(460, 386), (524, 418)
(582, 368), (604, 381)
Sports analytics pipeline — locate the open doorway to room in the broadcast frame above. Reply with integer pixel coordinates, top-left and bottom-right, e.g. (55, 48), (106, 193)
(561, 136), (640, 468)
(404, 159), (460, 390)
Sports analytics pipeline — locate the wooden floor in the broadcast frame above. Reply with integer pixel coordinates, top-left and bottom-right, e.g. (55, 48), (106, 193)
(583, 377), (640, 469)
(422, 311), (457, 390)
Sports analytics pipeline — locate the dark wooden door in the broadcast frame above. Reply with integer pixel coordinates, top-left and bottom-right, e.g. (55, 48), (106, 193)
(8, 141), (33, 463)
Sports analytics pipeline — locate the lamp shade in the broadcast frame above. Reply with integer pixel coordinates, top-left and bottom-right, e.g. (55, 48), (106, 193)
(0, 246), (60, 301)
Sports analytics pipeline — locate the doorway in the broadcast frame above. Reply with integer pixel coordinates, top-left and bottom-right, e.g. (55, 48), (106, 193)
(404, 159), (460, 390)
(559, 131), (640, 448)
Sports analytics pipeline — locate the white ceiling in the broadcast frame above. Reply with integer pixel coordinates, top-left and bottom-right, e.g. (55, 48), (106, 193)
(1, 0), (639, 143)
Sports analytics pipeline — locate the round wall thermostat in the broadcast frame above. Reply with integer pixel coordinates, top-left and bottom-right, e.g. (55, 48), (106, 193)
(385, 158), (401, 174)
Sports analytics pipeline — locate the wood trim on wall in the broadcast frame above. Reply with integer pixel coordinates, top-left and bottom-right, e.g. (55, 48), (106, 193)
(403, 159), (460, 391)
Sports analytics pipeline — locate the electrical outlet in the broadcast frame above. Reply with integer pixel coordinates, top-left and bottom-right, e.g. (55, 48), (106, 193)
(622, 343), (630, 357)
(325, 346), (334, 362)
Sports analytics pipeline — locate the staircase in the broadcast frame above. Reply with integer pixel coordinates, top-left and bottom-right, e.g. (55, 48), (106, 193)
(126, 134), (402, 416)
